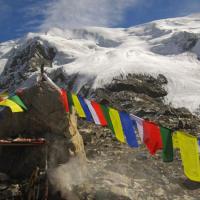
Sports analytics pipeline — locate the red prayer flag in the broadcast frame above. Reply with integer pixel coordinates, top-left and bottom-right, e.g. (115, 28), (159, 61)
(91, 101), (107, 126)
(143, 121), (163, 155)
(60, 89), (69, 113)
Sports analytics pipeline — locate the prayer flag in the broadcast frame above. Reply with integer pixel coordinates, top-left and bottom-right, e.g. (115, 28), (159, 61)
(91, 101), (107, 126)
(84, 99), (101, 125)
(71, 93), (86, 118)
(78, 96), (93, 122)
(176, 131), (200, 182)
(120, 111), (138, 147)
(0, 99), (23, 112)
(172, 132), (179, 149)
(9, 95), (27, 110)
(100, 104), (114, 133)
(60, 89), (69, 113)
(160, 127), (173, 162)
(109, 108), (125, 143)
(198, 138), (200, 153)
(130, 114), (144, 143)
(143, 121), (163, 155)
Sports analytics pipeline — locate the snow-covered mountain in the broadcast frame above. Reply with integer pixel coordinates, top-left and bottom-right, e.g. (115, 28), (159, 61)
(1, 14), (200, 113)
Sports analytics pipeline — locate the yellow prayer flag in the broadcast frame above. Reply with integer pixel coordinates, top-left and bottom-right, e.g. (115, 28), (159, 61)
(176, 131), (200, 182)
(0, 99), (23, 112)
(71, 94), (86, 118)
(109, 108), (125, 143)
(172, 132), (179, 149)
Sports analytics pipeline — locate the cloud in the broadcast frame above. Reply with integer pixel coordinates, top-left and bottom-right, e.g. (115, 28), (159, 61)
(40, 0), (139, 31)
(177, 1), (200, 16)
(20, 1), (47, 18)
(14, 1), (48, 35)
(0, 1), (12, 23)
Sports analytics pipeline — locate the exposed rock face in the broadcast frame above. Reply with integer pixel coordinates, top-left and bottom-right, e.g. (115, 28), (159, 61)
(0, 39), (56, 91)
(106, 73), (168, 98)
(151, 31), (200, 55)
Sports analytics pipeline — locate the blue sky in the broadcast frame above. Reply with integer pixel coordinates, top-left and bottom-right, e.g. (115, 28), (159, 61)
(0, 0), (200, 42)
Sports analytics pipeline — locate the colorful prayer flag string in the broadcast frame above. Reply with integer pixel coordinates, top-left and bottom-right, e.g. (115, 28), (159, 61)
(57, 89), (200, 182)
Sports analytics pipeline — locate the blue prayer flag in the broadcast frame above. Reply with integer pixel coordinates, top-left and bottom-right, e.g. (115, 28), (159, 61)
(120, 111), (139, 148)
(78, 95), (93, 122)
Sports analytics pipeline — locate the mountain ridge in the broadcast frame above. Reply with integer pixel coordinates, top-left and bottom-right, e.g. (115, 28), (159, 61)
(1, 14), (200, 113)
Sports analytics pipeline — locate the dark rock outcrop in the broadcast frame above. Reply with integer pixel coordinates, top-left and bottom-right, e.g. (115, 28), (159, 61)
(151, 31), (200, 55)
(0, 39), (56, 91)
(106, 73), (168, 98)
(0, 82), (68, 137)
(90, 73), (200, 135)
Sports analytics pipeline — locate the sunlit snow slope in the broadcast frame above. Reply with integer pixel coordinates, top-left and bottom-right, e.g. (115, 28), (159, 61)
(1, 14), (200, 112)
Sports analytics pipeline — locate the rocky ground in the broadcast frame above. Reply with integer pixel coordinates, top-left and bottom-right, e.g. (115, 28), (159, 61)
(73, 123), (200, 200)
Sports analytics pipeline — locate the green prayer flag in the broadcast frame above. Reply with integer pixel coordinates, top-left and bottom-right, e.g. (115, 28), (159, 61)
(9, 95), (27, 110)
(67, 91), (74, 113)
(160, 126), (173, 162)
(100, 104), (115, 134)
